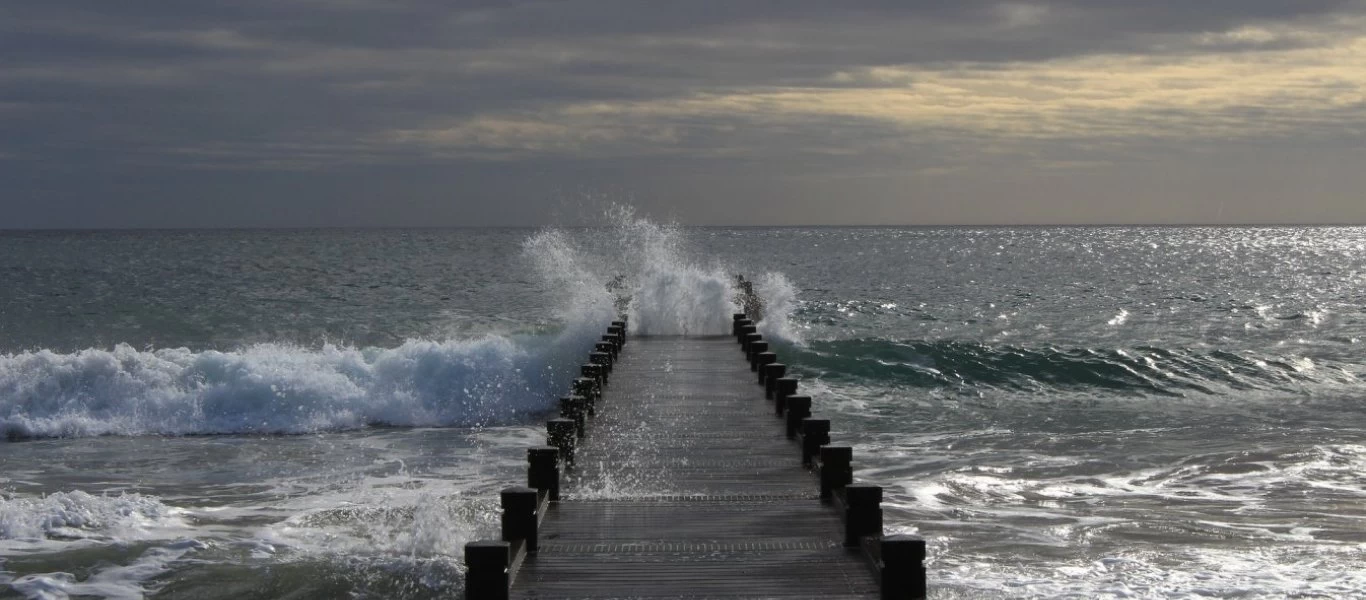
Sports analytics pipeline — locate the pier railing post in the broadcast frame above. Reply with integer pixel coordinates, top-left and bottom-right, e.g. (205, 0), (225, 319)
(747, 341), (769, 371)
(763, 364), (787, 397)
(775, 377), (799, 416)
(732, 313), (747, 335)
(743, 333), (762, 353)
(819, 446), (853, 501)
(844, 484), (882, 547)
(785, 396), (811, 439)
(464, 540), (509, 600)
(602, 334), (621, 355)
(737, 326), (759, 345)
(880, 535), (928, 600)
(559, 396), (586, 438)
(581, 364), (603, 390)
(756, 352), (777, 381)
(736, 322), (756, 342)
(501, 486), (540, 554)
(590, 351), (612, 378)
(800, 419), (831, 467)
(547, 418), (576, 466)
(527, 446), (560, 501)
(572, 378), (598, 415)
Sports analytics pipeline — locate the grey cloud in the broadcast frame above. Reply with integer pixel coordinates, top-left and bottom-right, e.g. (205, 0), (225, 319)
(2, 0), (1365, 226)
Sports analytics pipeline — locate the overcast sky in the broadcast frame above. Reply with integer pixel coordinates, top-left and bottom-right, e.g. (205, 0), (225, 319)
(3, 1), (1365, 227)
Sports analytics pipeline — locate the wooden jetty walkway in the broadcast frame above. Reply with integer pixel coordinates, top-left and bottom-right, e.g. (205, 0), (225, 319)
(464, 316), (927, 599)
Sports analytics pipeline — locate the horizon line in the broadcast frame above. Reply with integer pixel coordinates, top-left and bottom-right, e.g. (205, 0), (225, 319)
(3, 222), (1366, 232)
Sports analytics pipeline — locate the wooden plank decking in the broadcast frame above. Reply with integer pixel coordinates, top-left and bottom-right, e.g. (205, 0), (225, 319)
(510, 336), (877, 599)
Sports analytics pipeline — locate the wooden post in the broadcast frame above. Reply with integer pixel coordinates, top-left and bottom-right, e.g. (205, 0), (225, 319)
(742, 333), (762, 353)
(775, 377), (798, 416)
(464, 540), (509, 600)
(559, 396), (586, 438)
(601, 334), (621, 355)
(756, 353), (778, 382)
(501, 486), (540, 553)
(763, 364), (787, 397)
(844, 484), (882, 547)
(581, 364), (603, 389)
(526, 446), (560, 501)
(801, 418), (830, 467)
(880, 535), (928, 600)
(747, 341), (769, 371)
(590, 351), (612, 377)
(820, 446), (852, 501)
(735, 320), (754, 340)
(732, 313), (747, 335)
(572, 378), (598, 415)
(547, 418), (576, 466)
(607, 326), (624, 346)
(738, 325), (757, 344)
(785, 396), (811, 439)
(594, 343), (616, 363)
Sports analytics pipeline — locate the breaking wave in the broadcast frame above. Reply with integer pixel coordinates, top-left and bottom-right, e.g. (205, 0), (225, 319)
(792, 339), (1361, 396)
(0, 335), (585, 439)
(524, 205), (798, 338)
(1, 208), (802, 440)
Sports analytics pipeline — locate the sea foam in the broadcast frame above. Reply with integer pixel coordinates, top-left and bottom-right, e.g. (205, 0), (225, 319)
(0, 491), (185, 543)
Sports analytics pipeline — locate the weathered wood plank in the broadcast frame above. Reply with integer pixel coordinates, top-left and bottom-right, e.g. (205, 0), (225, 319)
(511, 336), (878, 599)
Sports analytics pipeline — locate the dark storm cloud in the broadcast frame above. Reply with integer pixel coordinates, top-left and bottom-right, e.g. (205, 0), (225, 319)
(2, 1), (1365, 226)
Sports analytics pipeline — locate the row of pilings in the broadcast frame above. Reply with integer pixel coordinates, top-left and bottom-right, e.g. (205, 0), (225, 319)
(734, 312), (928, 600)
(463, 317), (628, 599)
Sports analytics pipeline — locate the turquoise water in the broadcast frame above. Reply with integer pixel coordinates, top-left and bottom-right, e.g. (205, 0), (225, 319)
(2, 222), (1364, 598)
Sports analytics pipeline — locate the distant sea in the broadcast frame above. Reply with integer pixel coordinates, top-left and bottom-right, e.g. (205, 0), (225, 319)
(2, 220), (1364, 598)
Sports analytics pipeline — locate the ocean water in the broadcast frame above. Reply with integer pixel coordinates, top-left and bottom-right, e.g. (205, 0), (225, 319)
(2, 219), (1364, 599)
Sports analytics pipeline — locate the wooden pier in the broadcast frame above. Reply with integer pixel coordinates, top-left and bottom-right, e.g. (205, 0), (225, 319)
(464, 317), (927, 599)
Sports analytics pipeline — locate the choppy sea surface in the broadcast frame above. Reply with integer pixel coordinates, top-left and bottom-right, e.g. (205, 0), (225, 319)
(2, 220), (1364, 599)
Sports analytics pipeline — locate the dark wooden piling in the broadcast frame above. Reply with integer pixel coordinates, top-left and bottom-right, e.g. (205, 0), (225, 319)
(527, 446), (560, 501)
(743, 332), (763, 353)
(785, 395), (812, 439)
(775, 377), (799, 415)
(601, 334), (621, 354)
(732, 313), (749, 335)
(590, 351), (612, 375)
(880, 535), (929, 599)
(559, 396), (586, 438)
(820, 446), (853, 501)
(764, 363), (787, 396)
(546, 418), (576, 466)
(756, 351), (778, 378)
(800, 418), (831, 467)
(572, 378), (598, 415)
(501, 486), (540, 553)
(748, 341), (769, 370)
(464, 541), (510, 600)
(580, 364), (604, 389)
(843, 484), (882, 547)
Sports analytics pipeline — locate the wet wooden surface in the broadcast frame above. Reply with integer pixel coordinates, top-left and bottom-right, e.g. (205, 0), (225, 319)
(512, 336), (877, 599)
